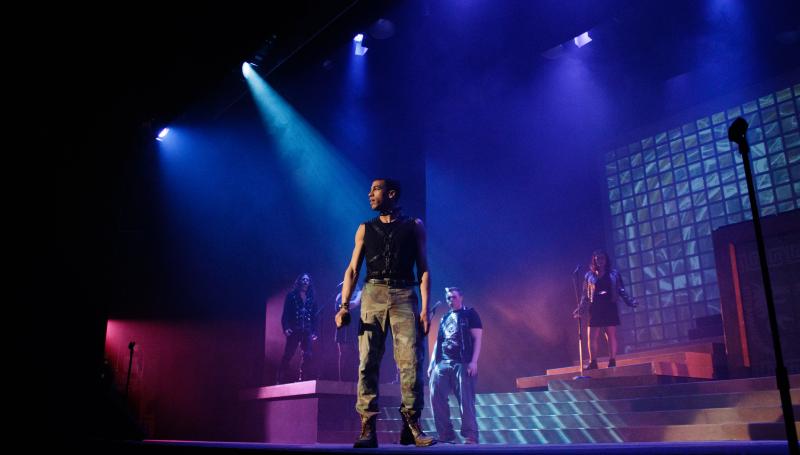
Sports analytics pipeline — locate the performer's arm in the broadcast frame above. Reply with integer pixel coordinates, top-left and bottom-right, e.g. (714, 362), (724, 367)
(468, 328), (483, 377)
(415, 219), (431, 335)
(336, 224), (365, 327)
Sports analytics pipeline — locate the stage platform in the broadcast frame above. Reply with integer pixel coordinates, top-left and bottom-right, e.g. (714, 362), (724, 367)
(516, 340), (726, 390)
(94, 439), (799, 454)
(236, 342), (798, 445)
(241, 376), (799, 445)
(240, 380), (401, 444)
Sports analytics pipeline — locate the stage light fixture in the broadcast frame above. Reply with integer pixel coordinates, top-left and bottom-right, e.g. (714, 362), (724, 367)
(353, 33), (368, 56)
(156, 128), (170, 141)
(573, 31), (592, 48)
(242, 62), (253, 78)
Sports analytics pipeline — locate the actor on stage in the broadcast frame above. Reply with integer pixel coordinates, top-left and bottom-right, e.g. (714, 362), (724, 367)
(574, 250), (638, 369)
(428, 287), (482, 444)
(277, 273), (318, 383)
(335, 178), (435, 448)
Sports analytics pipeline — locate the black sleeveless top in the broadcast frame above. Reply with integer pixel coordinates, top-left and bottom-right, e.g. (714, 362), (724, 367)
(363, 216), (419, 282)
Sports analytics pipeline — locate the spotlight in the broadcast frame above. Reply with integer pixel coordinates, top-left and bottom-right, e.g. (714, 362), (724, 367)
(242, 62), (255, 79)
(353, 33), (368, 56)
(156, 128), (170, 141)
(573, 31), (592, 48)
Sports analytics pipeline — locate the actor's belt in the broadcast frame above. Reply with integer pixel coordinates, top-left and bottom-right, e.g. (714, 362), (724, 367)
(367, 278), (418, 287)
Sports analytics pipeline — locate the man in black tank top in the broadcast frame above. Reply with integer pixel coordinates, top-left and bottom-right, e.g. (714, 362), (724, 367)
(335, 178), (435, 448)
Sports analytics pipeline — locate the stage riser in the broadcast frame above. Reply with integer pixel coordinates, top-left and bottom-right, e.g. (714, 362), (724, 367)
(518, 361), (715, 389)
(547, 375), (699, 390)
(520, 341), (731, 390)
(564, 340), (723, 365)
(373, 406), (799, 431)
(320, 422), (800, 444)
(246, 377), (800, 444)
(543, 375), (800, 398)
(547, 352), (712, 376)
(477, 377), (800, 404)
(378, 390), (800, 418)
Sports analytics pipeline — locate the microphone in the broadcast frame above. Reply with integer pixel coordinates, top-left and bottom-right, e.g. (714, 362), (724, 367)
(426, 300), (442, 317)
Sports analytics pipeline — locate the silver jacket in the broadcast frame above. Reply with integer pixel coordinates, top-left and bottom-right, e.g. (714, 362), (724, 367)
(575, 269), (637, 316)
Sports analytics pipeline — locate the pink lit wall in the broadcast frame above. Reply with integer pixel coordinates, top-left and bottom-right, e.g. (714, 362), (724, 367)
(105, 319), (263, 441)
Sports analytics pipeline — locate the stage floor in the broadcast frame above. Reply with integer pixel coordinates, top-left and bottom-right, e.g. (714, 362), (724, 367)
(90, 439), (798, 454)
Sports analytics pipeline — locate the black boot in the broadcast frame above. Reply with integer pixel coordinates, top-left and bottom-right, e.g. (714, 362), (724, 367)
(354, 415), (378, 448)
(586, 359), (598, 370)
(399, 421), (413, 445)
(399, 410), (436, 447)
(608, 358), (616, 368)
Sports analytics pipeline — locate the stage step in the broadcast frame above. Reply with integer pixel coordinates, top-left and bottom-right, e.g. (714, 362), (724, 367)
(333, 421), (800, 444)
(380, 389), (800, 420)
(364, 375), (800, 444)
(376, 406), (800, 432)
(546, 374), (704, 390)
(546, 351), (713, 376)
(539, 375), (800, 399)
(517, 357), (713, 390)
(577, 340), (723, 363)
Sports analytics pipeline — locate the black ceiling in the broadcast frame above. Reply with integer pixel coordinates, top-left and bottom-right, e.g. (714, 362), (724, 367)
(47, 1), (798, 143)
(51, 1), (361, 139)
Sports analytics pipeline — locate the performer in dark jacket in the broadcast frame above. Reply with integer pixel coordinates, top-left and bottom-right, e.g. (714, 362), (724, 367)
(574, 250), (638, 369)
(277, 273), (318, 383)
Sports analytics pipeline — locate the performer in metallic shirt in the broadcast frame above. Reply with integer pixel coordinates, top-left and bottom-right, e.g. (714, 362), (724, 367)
(428, 287), (483, 444)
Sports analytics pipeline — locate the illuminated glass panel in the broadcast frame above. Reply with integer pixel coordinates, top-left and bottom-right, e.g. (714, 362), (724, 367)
(604, 83), (800, 348)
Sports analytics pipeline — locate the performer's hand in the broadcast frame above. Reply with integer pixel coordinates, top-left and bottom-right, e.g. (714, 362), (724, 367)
(419, 312), (430, 336)
(311, 333), (319, 341)
(284, 329), (293, 336)
(572, 308), (581, 319)
(335, 308), (351, 328)
(467, 361), (478, 377)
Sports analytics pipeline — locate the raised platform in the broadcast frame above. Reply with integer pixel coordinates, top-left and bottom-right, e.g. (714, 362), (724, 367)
(241, 380), (400, 444)
(100, 440), (800, 454)
(516, 341), (723, 390)
(242, 375), (800, 445)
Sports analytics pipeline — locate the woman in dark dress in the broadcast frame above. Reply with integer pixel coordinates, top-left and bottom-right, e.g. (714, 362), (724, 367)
(574, 250), (638, 369)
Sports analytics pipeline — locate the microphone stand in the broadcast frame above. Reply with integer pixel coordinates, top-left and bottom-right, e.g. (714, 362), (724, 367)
(126, 341), (135, 398)
(571, 268), (589, 380)
(729, 118), (797, 453)
(334, 289), (343, 382)
(334, 284), (361, 382)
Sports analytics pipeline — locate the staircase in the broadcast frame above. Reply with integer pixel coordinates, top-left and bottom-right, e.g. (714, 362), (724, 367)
(359, 375), (800, 444)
